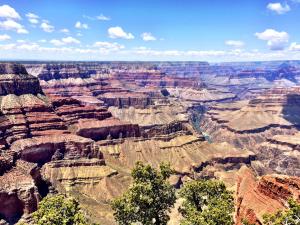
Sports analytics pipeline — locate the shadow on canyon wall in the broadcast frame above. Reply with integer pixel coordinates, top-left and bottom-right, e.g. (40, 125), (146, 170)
(282, 94), (300, 129)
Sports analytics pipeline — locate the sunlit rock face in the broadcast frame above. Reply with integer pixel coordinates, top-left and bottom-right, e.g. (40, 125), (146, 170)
(1, 61), (300, 225)
(0, 63), (66, 149)
(200, 87), (300, 176)
(235, 166), (300, 225)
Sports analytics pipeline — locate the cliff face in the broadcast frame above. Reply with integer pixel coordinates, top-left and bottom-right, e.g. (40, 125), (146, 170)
(0, 63), (43, 96)
(200, 87), (300, 176)
(1, 62), (300, 225)
(235, 166), (300, 225)
(0, 160), (40, 224)
(0, 64), (66, 148)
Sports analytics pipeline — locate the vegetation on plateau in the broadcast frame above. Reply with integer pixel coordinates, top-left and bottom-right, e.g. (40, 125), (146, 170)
(112, 161), (235, 225)
(111, 161), (176, 225)
(263, 198), (300, 225)
(31, 194), (90, 225)
(179, 179), (234, 225)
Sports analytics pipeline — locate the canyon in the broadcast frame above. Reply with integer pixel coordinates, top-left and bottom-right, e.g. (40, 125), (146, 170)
(0, 61), (300, 225)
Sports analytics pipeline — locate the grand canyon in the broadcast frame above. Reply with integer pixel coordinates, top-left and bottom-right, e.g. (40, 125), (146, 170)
(0, 61), (299, 224)
(1, 0), (300, 224)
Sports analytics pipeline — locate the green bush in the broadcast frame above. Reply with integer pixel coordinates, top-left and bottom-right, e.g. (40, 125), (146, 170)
(179, 179), (234, 225)
(263, 198), (300, 225)
(111, 161), (176, 225)
(32, 194), (90, 225)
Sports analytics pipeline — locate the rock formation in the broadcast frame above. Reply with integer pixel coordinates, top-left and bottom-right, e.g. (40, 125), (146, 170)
(1, 61), (300, 225)
(235, 166), (300, 225)
(200, 87), (300, 176)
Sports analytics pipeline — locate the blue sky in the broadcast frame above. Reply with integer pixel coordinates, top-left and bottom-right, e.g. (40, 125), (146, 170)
(0, 0), (300, 61)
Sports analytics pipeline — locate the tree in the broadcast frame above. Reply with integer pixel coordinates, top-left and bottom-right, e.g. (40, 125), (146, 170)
(32, 194), (89, 225)
(263, 198), (300, 225)
(111, 161), (176, 225)
(179, 179), (234, 225)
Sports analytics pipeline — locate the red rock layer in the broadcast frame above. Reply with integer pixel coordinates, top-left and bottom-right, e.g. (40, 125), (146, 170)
(75, 117), (140, 141)
(235, 167), (300, 225)
(51, 97), (112, 126)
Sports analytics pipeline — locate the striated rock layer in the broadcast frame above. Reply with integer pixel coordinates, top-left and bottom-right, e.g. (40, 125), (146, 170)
(200, 87), (300, 176)
(235, 166), (300, 225)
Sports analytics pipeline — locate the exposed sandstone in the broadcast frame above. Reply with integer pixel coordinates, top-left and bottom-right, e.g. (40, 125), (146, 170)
(167, 87), (236, 103)
(0, 160), (40, 224)
(235, 166), (300, 224)
(200, 87), (300, 175)
(100, 135), (255, 175)
(75, 118), (140, 141)
(10, 134), (101, 163)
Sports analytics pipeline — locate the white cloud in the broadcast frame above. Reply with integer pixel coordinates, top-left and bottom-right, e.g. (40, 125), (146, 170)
(255, 29), (289, 50)
(75, 21), (88, 29)
(50, 36), (80, 46)
(40, 22), (54, 32)
(141, 32), (157, 41)
(38, 39), (47, 43)
(0, 19), (28, 33)
(83, 14), (111, 21)
(26, 13), (39, 24)
(267, 2), (290, 14)
(93, 41), (124, 51)
(28, 18), (39, 24)
(26, 13), (39, 19)
(225, 40), (245, 48)
(62, 36), (80, 44)
(0, 5), (21, 19)
(2, 41), (300, 61)
(60, 28), (70, 33)
(289, 42), (300, 51)
(50, 39), (64, 46)
(96, 14), (110, 21)
(108, 26), (134, 39)
(0, 43), (15, 50)
(0, 34), (10, 41)
(18, 43), (39, 50)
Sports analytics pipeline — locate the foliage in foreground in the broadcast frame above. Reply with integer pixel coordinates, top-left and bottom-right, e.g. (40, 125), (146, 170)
(111, 161), (176, 225)
(179, 179), (234, 225)
(263, 198), (300, 225)
(32, 194), (90, 225)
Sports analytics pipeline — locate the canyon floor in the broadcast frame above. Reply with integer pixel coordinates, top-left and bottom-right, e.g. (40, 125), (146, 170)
(0, 61), (300, 225)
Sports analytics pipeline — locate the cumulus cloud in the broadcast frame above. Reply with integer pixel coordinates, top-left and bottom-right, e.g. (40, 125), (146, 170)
(26, 13), (39, 24)
(40, 22), (54, 32)
(50, 36), (80, 46)
(0, 43), (16, 50)
(289, 42), (300, 51)
(83, 14), (111, 21)
(60, 28), (70, 33)
(255, 29), (289, 50)
(2, 40), (300, 61)
(75, 21), (88, 29)
(93, 41), (124, 51)
(225, 40), (245, 48)
(0, 34), (10, 41)
(0, 19), (28, 33)
(0, 4), (21, 19)
(108, 26), (134, 39)
(267, 2), (290, 14)
(96, 14), (110, 21)
(62, 36), (80, 44)
(50, 39), (64, 46)
(141, 32), (157, 41)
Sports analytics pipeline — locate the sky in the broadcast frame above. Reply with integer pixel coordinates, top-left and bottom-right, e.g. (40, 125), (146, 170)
(0, 0), (300, 61)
